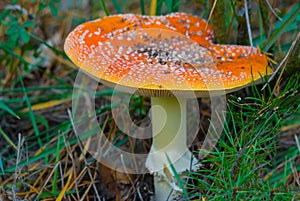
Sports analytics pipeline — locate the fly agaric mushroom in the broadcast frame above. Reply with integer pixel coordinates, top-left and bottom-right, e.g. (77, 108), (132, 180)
(64, 12), (273, 200)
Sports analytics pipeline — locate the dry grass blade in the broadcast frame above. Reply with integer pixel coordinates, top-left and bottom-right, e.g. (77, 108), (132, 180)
(35, 162), (61, 201)
(67, 109), (102, 200)
(206, 0), (217, 30)
(244, 0), (253, 47)
(293, 135), (300, 187)
(262, 32), (300, 91)
(63, 136), (80, 200)
(12, 133), (25, 201)
(291, 163), (300, 187)
(56, 166), (73, 201)
(79, 166), (99, 201)
(150, 0), (157, 16)
(20, 99), (71, 112)
(265, 0), (282, 21)
(120, 154), (145, 201)
(295, 135), (300, 154)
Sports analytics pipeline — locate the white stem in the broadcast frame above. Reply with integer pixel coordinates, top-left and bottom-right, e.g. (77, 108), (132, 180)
(146, 97), (198, 200)
(151, 97), (187, 156)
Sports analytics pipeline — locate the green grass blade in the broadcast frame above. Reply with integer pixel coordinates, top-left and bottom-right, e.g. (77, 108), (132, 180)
(19, 71), (43, 149)
(101, 0), (110, 16)
(165, 0), (180, 12)
(0, 43), (30, 66)
(0, 85), (74, 93)
(52, 133), (61, 192)
(155, 0), (164, 15)
(140, 0), (145, 14)
(29, 33), (66, 58)
(0, 101), (20, 119)
(0, 156), (4, 174)
(0, 127), (17, 150)
(112, 0), (122, 13)
(166, 154), (189, 200)
(262, 5), (300, 51)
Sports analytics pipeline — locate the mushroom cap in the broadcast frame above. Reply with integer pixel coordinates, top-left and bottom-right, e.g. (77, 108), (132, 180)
(64, 12), (273, 97)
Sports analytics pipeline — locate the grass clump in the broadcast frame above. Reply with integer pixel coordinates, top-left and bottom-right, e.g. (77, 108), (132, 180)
(187, 73), (300, 200)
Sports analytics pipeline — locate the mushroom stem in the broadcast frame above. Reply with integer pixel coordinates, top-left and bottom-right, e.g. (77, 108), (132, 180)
(146, 97), (198, 200)
(151, 97), (187, 154)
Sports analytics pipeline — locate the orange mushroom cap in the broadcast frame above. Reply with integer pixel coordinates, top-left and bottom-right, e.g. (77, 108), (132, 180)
(64, 12), (273, 97)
